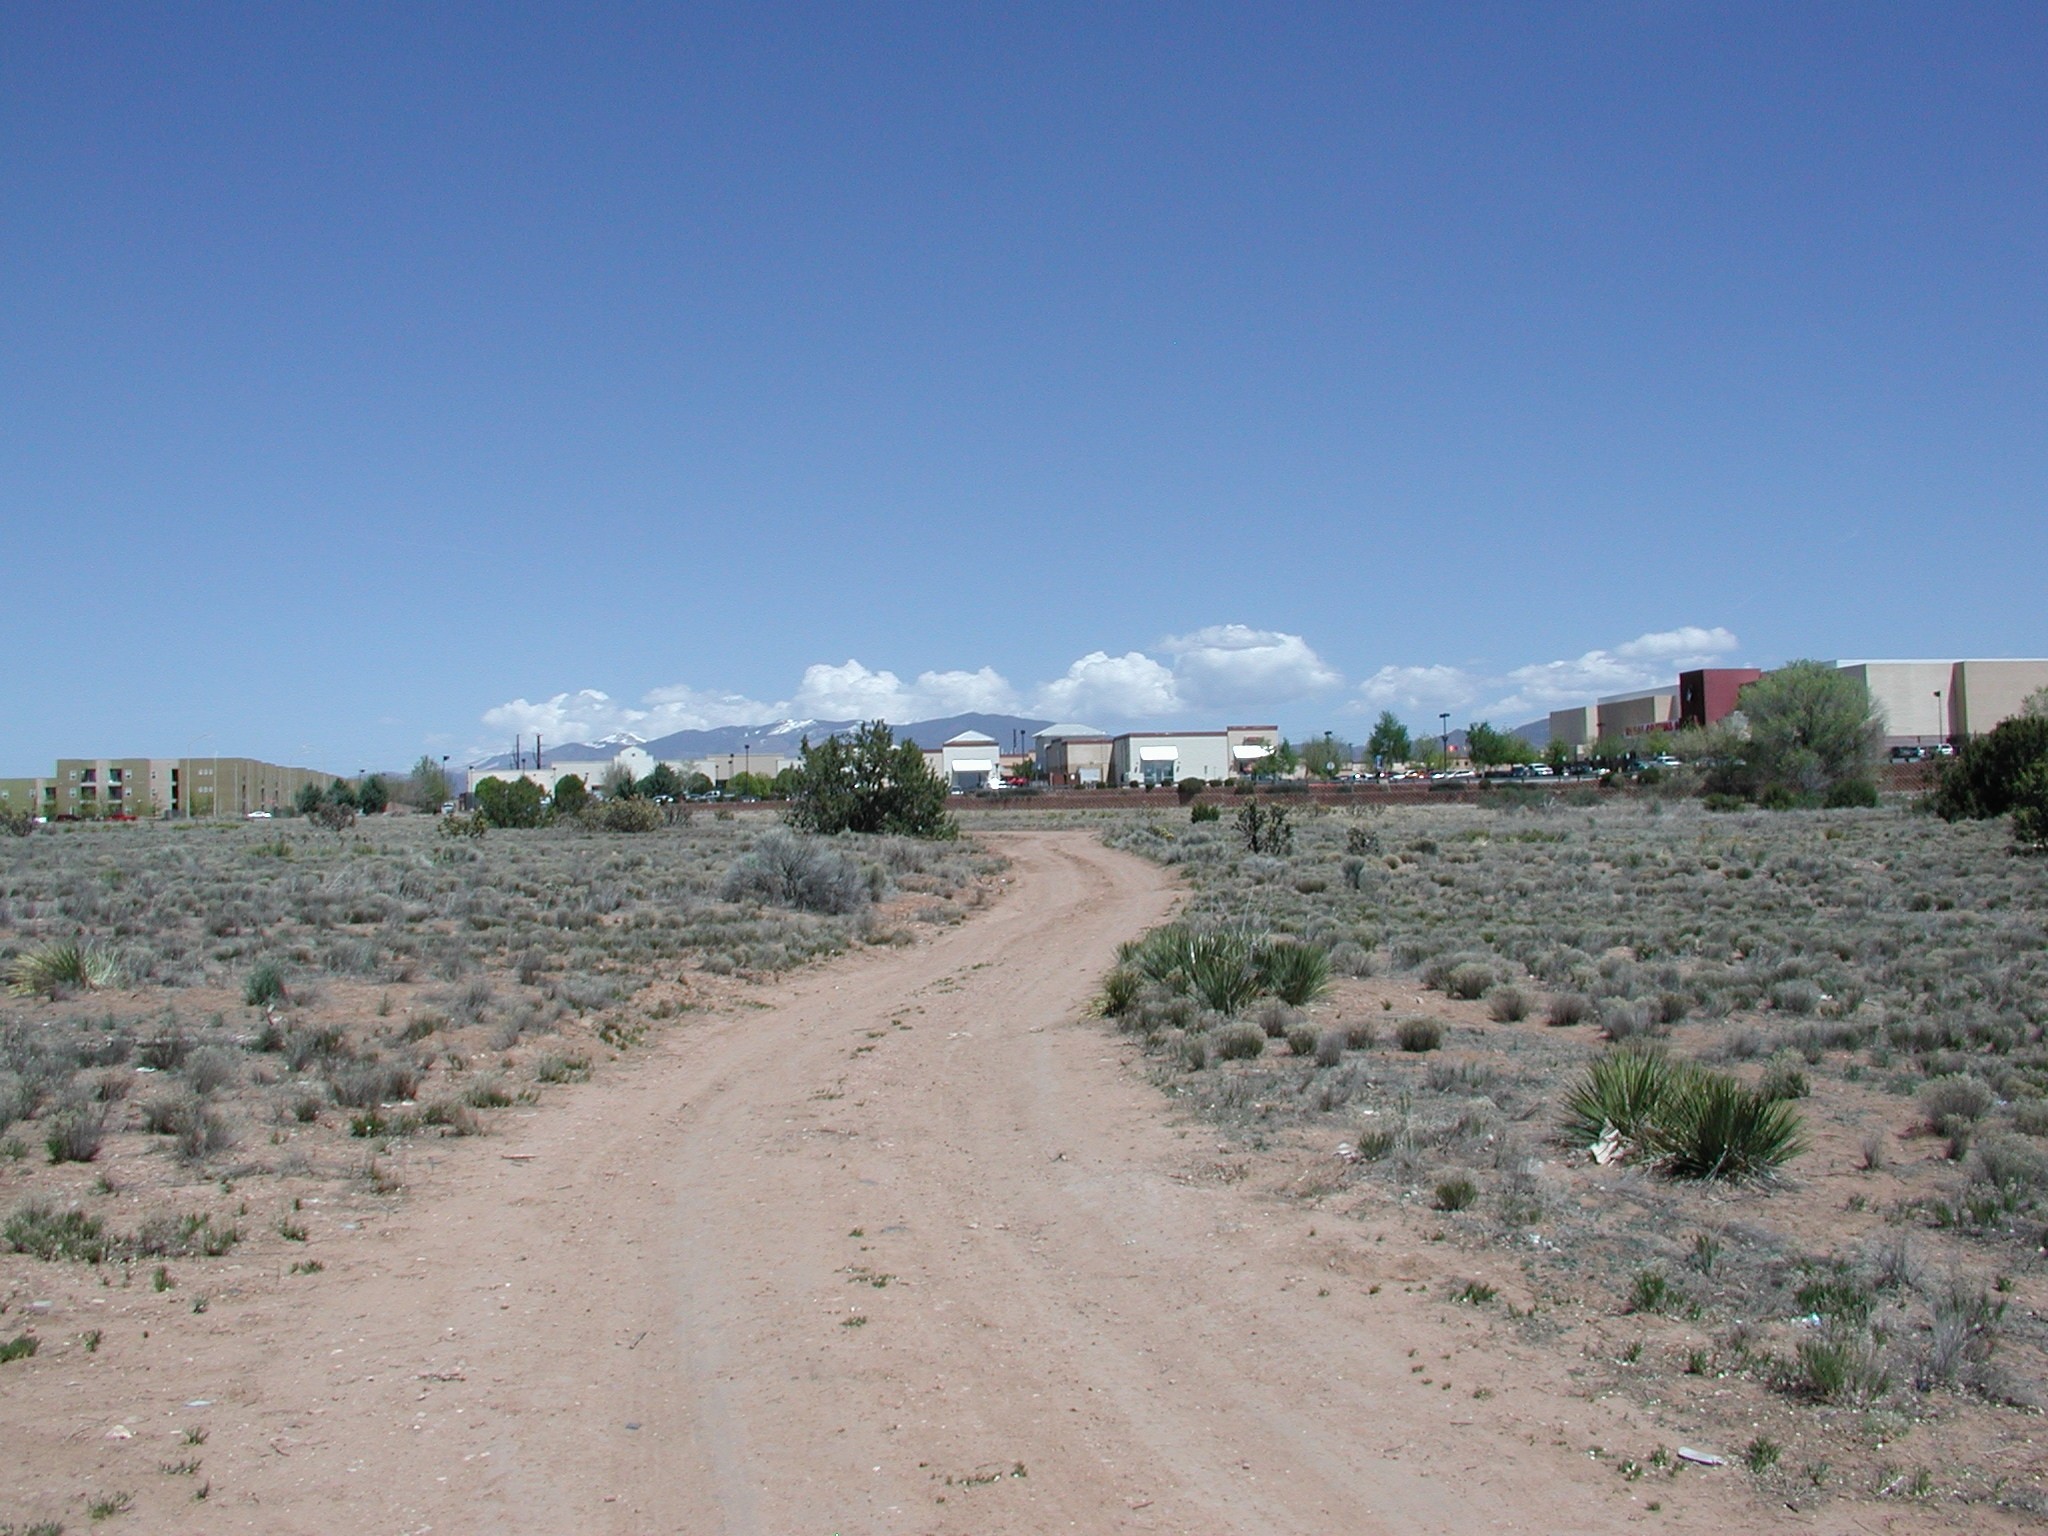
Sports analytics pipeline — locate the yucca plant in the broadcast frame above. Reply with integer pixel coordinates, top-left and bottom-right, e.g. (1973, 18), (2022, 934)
(1559, 1044), (1697, 1149)
(1119, 924), (1195, 986)
(6, 941), (121, 1000)
(1186, 931), (1262, 1015)
(1648, 1071), (1808, 1181)
(1258, 939), (1330, 1007)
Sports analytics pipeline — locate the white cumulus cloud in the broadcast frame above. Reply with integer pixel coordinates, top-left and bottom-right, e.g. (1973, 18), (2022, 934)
(1032, 651), (1184, 721)
(1356, 665), (1483, 713)
(480, 684), (780, 745)
(1354, 626), (1743, 725)
(788, 660), (1019, 721)
(1162, 625), (1342, 709)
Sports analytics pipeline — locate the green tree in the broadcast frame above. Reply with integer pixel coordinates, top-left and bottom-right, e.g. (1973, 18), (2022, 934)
(2023, 685), (2048, 720)
(409, 755), (451, 811)
(1366, 711), (1411, 767)
(786, 721), (954, 838)
(1738, 660), (1883, 803)
(1464, 721), (1535, 768)
(356, 775), (389, 815)
(1544, 737), (1572, 774)
(474, 776), (547, 829)
(727, 771), (775, 799)
(295, 781), (324, 816)
(551, 773), (590, 817)
(600, 762), (638, 800)
(768, 767), (799, 798)
(638, 763), (684, 802)
(324, 779), (358, 811)
(1926, 714), (2048, 821)
(1299, 733), (1352, 779)
(685, 771), (716, 797)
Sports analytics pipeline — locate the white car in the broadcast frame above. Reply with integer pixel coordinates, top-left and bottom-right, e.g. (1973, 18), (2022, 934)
(244, 810), (273, 820)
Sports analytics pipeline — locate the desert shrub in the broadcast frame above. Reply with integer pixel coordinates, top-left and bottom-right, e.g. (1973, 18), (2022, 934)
(1326, 940), (1374, 977)
(5, 1201), (112, 1263)
(1824, 777), (1879, 809)
(1341, 1019), (1378, 1050)
(328, 1062), (417, 1109)
(1428, 960), (1487, 1000)
(243, 960), (287, 1008)
(1395, 1017), (1442, 1053)
(184, 1046), (239, 1097)
(1921, 1277), (2004, 1388)
(6, 941), (120, 999)
(1757, 1054), (1810, 1102)
(586, 796), (661, 833)
(1797, 1328), (1891, 1403)
(177, 1107), (235, 1163)
(1235, 798), (1293, 855)
(438, 811), (488, 840)
(1544, 993), (1591, 1027)
(1189, 802), (1220, 824)
(141, 1091), (198, 1136)
(1598, 998), (1658, 1042)
(132, 1211), (239, 1258)
(1971, 1132), (2048, 1204)
(1487, 986), (1529, 1022)
(44, 1103), (107, 1164)
(1283, 1021), (1320, 1058)
(719, 830), (868, 915)
(1769, 978), (1824, 1015)
(1434, 1174), (1477, 1211)
(1919, 1074), (1994, 1133)
(1211, 1021), (1267, 1061)
(1258, 939), (1330, 1006)
(1253, 999), (1296, 1038)
(1313, 1028), (1347, 1068)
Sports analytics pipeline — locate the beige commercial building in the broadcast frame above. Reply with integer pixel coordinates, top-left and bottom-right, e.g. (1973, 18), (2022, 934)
(1034, 723), (1114, 786)
(25, 757), (333, 818)
(1951, 659), (2048, 738)
(1547, 705), (1598, 755)
(1835, 658), (2048, 745)
(1596, 689), (1679, 739)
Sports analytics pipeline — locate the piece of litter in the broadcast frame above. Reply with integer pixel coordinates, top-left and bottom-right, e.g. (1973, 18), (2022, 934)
(106, 1425), (132, 1440)
(1590, 1125), (1625, 1166)
(1677, 1447), (1725, 1467)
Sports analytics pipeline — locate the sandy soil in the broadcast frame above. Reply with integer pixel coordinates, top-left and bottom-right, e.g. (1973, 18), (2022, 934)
(5, 831), (1994, 1533)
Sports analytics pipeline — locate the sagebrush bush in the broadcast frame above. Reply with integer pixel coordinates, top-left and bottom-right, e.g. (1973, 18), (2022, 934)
(1919, 1074), (1993, 1131)
(1486, 986), (1529, 1023)
(1544, 993), (1591, 1027)
(1395, 1017), (1442, 1053)
(1211, 1021), (1266, 1061)
(719, 830), (869, 915)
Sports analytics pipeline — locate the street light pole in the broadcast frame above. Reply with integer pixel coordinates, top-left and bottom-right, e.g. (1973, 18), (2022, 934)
(1439, 712), (1450, 764)
(1933, 690), (1943, 749)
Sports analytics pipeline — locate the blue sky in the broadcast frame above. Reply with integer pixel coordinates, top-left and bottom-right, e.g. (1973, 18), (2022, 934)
(3, 3), (2043, 772)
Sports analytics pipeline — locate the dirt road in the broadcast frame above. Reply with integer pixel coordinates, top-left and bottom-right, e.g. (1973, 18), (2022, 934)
(14, 831), (1931, 1533)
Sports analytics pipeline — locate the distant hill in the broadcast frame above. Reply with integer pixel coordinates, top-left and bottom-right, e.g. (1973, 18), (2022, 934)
(470, 713), (1053, 770)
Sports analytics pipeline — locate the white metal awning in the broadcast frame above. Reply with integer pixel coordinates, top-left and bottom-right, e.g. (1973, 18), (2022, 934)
(1232, 744), (1272, 761)
(1137, 746), (1179, 762)
(949, 759), (995, 772)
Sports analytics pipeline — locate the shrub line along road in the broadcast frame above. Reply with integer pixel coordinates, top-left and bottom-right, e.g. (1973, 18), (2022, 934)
(48, 831), (1946, 1533)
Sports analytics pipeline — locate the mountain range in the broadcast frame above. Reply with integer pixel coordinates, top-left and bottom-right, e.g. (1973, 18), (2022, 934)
(467, 714), (1055, 771)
